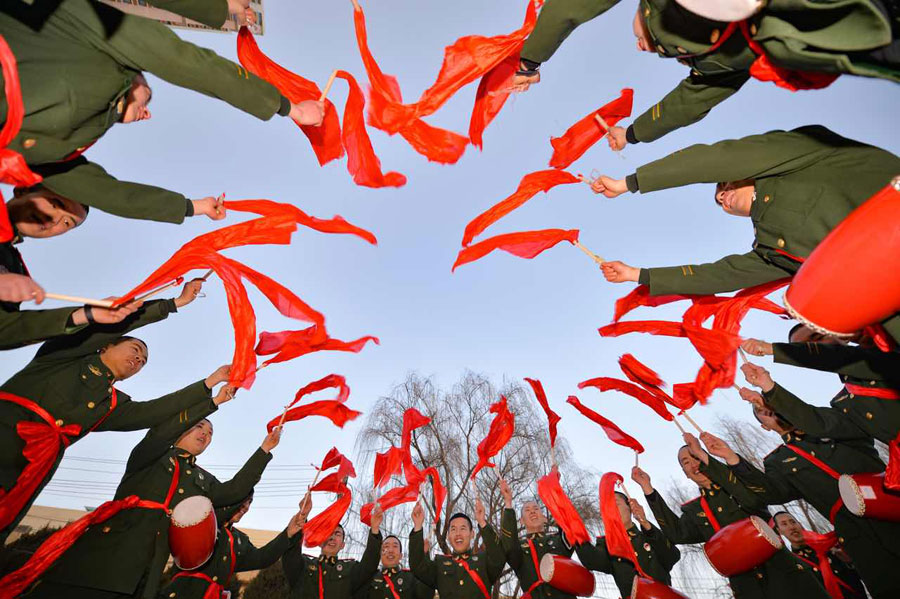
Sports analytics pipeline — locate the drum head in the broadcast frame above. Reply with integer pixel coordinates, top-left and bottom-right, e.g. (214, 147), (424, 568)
(839, 474), (865, 516)
(749, 516), (782, 549)
(539, 552), (555, 582)
(172, 495), (214, 527)
(674, 0), (763, 21)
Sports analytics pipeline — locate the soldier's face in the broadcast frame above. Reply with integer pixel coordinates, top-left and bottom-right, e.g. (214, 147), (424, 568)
(773, 513), (804, 544)
(230, 497), (253, 525)
(322, 526), (345, 557)
(677, 447), (711, 486)
(752, 405), (783, 433)
(615, 494), (633, 525)
(714, 181), (754, 217)
(176, 420), (214, 456)
(788, 325), (843, 346)
(381, 537), (402, 567)
(520, 501), (547, 532)
(7, 191), (87, 238)
(633, 10), (655, 53)
(122, 75), (152, 123)
(447, 516), (474, 553)
(100, 338), (148, 380)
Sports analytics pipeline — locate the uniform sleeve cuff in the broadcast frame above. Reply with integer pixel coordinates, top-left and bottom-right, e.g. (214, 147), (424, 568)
(278, 96), (292, 117)
(625, 125), (639, 144)
(638, 269), (650, 285)
(626, 173), (639, 193)
(185, 199), (195, 217)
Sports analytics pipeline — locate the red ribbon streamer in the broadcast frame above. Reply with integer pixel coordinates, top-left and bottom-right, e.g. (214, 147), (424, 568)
(599, 472), (647, 578)
(548, 88), (634, 169)
(471, 396), (515, 479)
(536, 468), (590, 545)
(566, 395), (644, 453)
(524, 378), (561, 447)
(578, 377), (673, 422)
(225, 199), (377, 245)
(453, 228), (579, 271)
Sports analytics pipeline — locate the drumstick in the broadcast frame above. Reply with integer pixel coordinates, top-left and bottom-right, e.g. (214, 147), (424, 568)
(681, 411), (704, 434)
(737, 347), (751, 365)
(44, 293), (114, 308)
(573, 239), (605, 265)
(319, 70), (338, 102)
(134, 279), (182, 303)
(671, 416), (687, 435)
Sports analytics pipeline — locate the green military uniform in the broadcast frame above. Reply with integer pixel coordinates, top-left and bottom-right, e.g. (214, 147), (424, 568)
(282, 530), (383, 599)
(0, 299), (209, 542)
(770, 342), (900, 444)
(146, 0), (230, 29)
(356, 566), (434, 599)
(646, 458), (828, 599)
(499, 508), (574, 599)
(408, 525), (506, 599)
(0, 230), (86, 350)
(727, 424), (900, 598)
(160, 512), (299, 598)
(28, 395), (272, 598)
(575, 524), (680, 598)
(791, 543), (867, 599)
(521, 0), (897, 144)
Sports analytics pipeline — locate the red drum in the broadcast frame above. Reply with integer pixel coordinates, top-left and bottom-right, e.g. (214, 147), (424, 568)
(169, 495), (218, 570)
(631, 576), (690, 599)
(703, 516), (782, 577)
(784, 178), (900, 337)
(839, 472), (900, 521)
(674, 0), (763, 21)
(539, 554), (595, 597)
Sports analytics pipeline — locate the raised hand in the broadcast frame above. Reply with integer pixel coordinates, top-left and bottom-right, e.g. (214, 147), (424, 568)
(205, 364), (232, 388)
(299, 492), (313, 517)
(741, 362), (775, 392)
(607, 126), (628, 151)
(590, 175), (627, 198)
(629, 499), (648, 526)
(287, 509), (306, 538)
(700, 432), (739, 466)
(741, 338), (773, 357)
(213, 385), (237, 406)
(683, 433), (709, 465)
(510, 69), (540, 92)
(227, 0), (256, 24)
(290, 100), (325, 126)
(261, 426), (282, 453)
(0, 273), (45, 304)
(600, 261), (640, 283)
(191, 196), (226, 221)
(412, 502), (425, 531)
(174, 278), (205, 308)
(499, 478), (513, 509)
(738, 387), (766, 410)
(631, 466), (653, 495)
(474, 496), (487, 528)
(370, 503), (384, 534)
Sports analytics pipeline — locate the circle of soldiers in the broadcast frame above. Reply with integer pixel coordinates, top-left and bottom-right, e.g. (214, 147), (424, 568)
(0, 1), (898, 599)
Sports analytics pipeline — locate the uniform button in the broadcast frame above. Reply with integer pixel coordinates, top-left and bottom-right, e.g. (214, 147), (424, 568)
(212, 576), (218, 582)
(777, 238), (786, 248)
(839, 537), (844, 543)
(756, 572), (763, 579)
(23, 138), (36, 149)
(169, 594), (176, 598)
(676, 46), (687, 54)
(717, 507), (722, 512)
(55, 419), (64, 426)
(81, 374), (88, 380)
(709, 491), (715, 496)
(178, 488), (184, 494)
(843, 409), (848, 414)
(223, 555), (228, 561)
(459, 580), (464, 586)
(87, 402), (95, 409)
(763, 195), (770, 203)
(866, 412), (873, 420)
(644, 7), (650, 17)
(811, 451), (816, 456)
(792, 467), (798, 472)
(849, 393), (855, 399)
(102, 526), (111, 533)
(813, 567), (819, 572)
(107, 387), (113, 393)
(870, 381), (877, 386)
(710, 29), (720, 43)
(750, 23), (758, 35)
(796, 564), (803, 570)
(186, 470), (192, 475)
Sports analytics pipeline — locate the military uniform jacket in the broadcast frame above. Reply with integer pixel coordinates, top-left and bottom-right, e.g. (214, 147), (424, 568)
(0, 0), (284, 165)
(38, 396), (272, 598)
(357, 566), (433, 599)
(771, 342), (900, 444)
(792, 544), (867, 599)
(575, 524), (680, 598)
(648, 458), (828, 599)
(0, 233), (85, 350)
(499, 508), (574, 599)
(0, 299), (212, 538)
(632, 126), (900, 296)
(409, 525), (506, 599)
(162, 524), (298, 598)
(282, 531), (384, 599)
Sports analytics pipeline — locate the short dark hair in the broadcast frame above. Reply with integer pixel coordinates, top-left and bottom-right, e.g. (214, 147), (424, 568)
(383, 535), (403, 552)
(448, 513), (473, 529)
(751, 404), (793, 430)
(787, 323), (805, 342)
(614, 491), (629, 503)
(771, 510), (792, 531)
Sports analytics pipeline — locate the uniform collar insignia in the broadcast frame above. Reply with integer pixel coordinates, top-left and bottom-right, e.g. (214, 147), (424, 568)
(382, 566), (399, 575)
(453, 552), (470, 560)
(88, 364), (103, 376)
(177, 451), (197, 466)
(319, 555), (337, 565)
(626, 526), (638, 537)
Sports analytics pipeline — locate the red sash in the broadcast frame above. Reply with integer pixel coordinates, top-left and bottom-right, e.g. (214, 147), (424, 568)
(454, 556), (490, 599)
(317, 562), (324, 599)
(0, 389), (118, 532)
(521, 538), (543, 599)
(784, 444), (844, 523)
(886, 432), (900, 491)
(0, 457), (180, 599)
(793, 549), (856, 599)
(699, 496), (721, 532)
(843, 383), (900, 400)
(382, 572), (401, 599)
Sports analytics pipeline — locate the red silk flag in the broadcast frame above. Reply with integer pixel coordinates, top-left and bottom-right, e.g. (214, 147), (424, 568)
(421, 466), (447, 522)
(225, 199), (377, 245)
(373, 408), (431, 488)
(599, 472), (647, 577)
(369, 0), (541, 133)
(612, 285), (692, 323)
(524, 377), (561, 447)
(361, 484), (420, 525)
(304, 484), (352, 548)
(461, 170), (581, 246)
(468, 52), (519, 149)
(256, 328), (379, 367)
(537, 468), (590, 545)
(567, 396), (644, 453)
(266, 400), (361, 433)
(318, 447), (345, 472)
(290, 374), (351, 406)
(352, 4), (468, 164)
(549, 88), (634, 169)
(800, 530), (846, 599)
(471, 396), (515, 479)
(578, 377), (673, 422)
(236, 27), (343, 166)
(453, 228), (579, 271)
(618, 354), (664, 389)
(599, 320), (686, 339)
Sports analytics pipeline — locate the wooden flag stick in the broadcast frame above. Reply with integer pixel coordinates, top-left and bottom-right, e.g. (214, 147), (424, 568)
(672, 416), (687, 435)
(617, 480), (633, 501)
(594, 114), (611, 134)
(277, 404), (290, 429)
(44, 293), (114, 308)
(634, 451), (639, 468)
(681, 411), (704, 434)
(737, 347), (750, 365)
(134, 280), (181, 303)
(732, 383), (743, 392)
(573, 239), (605, 265)
(319, 70), (339, 101)
(200, 269), (215, 281)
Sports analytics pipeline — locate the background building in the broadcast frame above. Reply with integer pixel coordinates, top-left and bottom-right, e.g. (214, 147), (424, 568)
(101, 0), (265, 34)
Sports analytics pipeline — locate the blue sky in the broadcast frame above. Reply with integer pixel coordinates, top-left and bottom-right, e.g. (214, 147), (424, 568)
(2, 0), (898, 539)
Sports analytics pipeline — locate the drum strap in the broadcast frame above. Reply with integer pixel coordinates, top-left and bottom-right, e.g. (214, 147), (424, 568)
(699, 497), (721, 532)
(224, 526), (237, 585)
(455, 557), (491, 599)
(318, 563), (324, 599)
(784, 445), (844, 523)
(170, 572), (225, 599)
(844, 383), (900, 400)
(382, 572), (401, 599)
(792, 551), (856, 598)
(521, 538), (543, 599)
(773, 248), (806, 264)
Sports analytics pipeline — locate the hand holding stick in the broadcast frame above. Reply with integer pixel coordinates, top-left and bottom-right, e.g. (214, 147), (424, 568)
(44, 293), (114, 308)
(680, 411), (704, 434)
(320, 70), (339, 102)
(595, 114), (625, 159)
(671, 416), (687, 435)
(573, 239), (605, 265)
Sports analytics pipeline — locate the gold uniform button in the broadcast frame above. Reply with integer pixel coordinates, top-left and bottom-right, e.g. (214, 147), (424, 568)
(644, 7), (650, 17)
(756, 572), (764, 579)
(459, 580), (465, 586)
(843, 408), (849, 413)
(212, 576), (218, 582)
(676, 46), (687, 54)
(710, 29), (720, 44)
(186, 470), (192, 475)
(866, 412), (873, 420)
(102, 526), (111, 533)
(717, 507), (723, 512)
(169, 594), (176, 598)
(55, 419), (64, 426)
(81, 374), (87, 380)
(23, 138), (36, 149)
(777, 238), (786, 248)
(870, 380), (877, 386)
(178, 488), (184, 494)
(751, 23), (758, 35)
(763, 195), (770, 203)
(839, 537), (845, 543)
(223, 555), (228, 561)
(792, 467), (798, 472)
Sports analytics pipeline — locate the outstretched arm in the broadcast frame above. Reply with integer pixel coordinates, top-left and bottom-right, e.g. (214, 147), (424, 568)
(208, 427), (279, 506)
(351, 506), (384, 592)
(520, 0), (622, 64)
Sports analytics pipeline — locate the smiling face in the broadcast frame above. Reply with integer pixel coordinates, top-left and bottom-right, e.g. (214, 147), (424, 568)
(7, 191), (87, 239)
(229, 497), (253, 526)
(753, 404), (790, 435)
(633, 9), (656, 52)
(520, 501), (547, 533)
(381, 536), (402, 568)
(714, 181), (755, 217)
(773, 512), (805, 545)
(321, 526), (346, 557)
(99, 337), (148, 380)
(121, 74), (152, 123)
(677, 446), (711, 487)
(447, 515), (474, 554)
(175, 419), (213, 457)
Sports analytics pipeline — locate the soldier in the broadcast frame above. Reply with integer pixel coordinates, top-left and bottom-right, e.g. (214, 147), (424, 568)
(497, 478), (575, 599)
(357, 534), (433, 599)
(594, 126), (900, 342)
(0, 0), (324, 225)
(513, 0), (898, 144)
(282, 506), (384, 599)
(772, 510), (867, 599)
(575, 491), (680, 598)
(0, 280), (214, 543)
(631, 443), (829, 599)
(161, 491), (309, 599)
(705, 373), (900, 598)
(741, 329), (900, 448)
(24, 393), (279, 598)
(409, 499), (506, 599)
